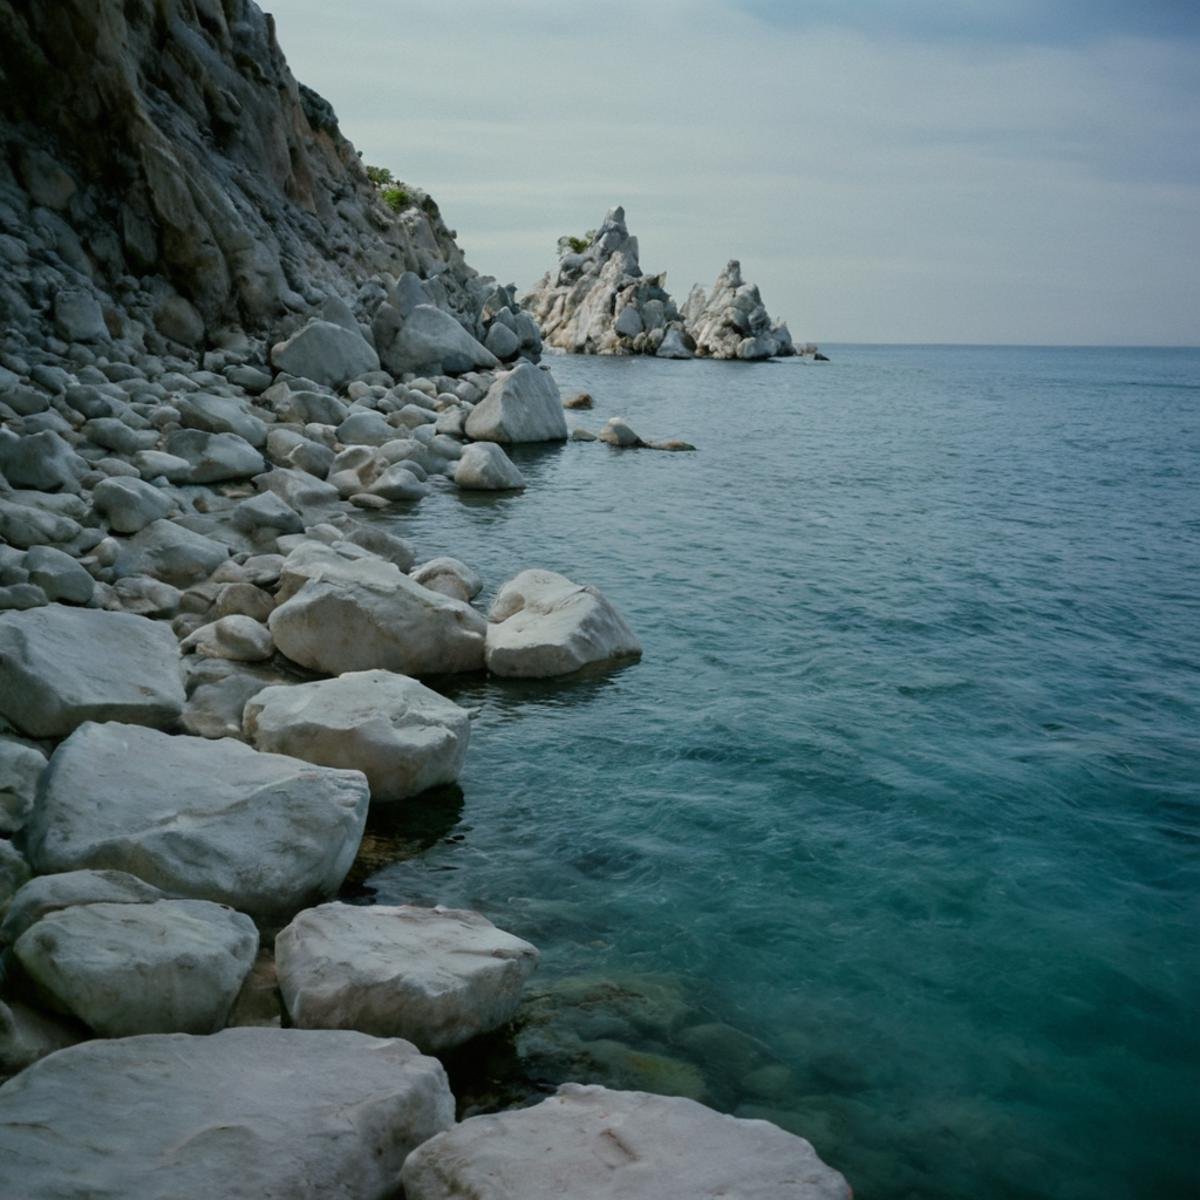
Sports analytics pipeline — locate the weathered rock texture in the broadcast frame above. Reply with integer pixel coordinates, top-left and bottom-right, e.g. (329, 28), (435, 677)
(683, 260), (795, 360)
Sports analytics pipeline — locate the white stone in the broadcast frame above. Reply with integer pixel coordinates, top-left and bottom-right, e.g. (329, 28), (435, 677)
(401, 1084), (851, 1200)
(244, 670), (470, 802)
(276, 903), (539, 1051)
(0, 738), (45, 835)
(0, 606), (184, 737)
(25, 722), (369, 920)
(598, 416), (643, 447)
(1, 869), (165, 945)
(112, 518), (229, 585)
(0, 1028), (454, 1200)
(455, 441), (526, 490)
(410, 557), (483, 602)
(464, 360), (567, 444)
(181, 614), (274, 662)
(15, 899), (258, 1036)
(165, 429), (266, 483)
(486, 569), (642, 678)
(270, 318), (381, 387)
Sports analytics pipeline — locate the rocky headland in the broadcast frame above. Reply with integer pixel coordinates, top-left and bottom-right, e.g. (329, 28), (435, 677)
(523, 206), (817, 361)
(0, 1), (848, 1196)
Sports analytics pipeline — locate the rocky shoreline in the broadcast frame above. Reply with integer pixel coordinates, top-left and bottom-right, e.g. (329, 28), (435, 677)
(0, 0), (849, 1195)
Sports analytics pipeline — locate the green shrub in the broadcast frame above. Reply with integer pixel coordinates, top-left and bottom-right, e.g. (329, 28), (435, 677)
(382, 186), (410, 212)
(365, 164), (393, 186)
(558, 230), (596, 255)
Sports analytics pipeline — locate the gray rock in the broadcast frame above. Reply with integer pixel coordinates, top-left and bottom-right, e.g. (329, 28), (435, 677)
(15, 899), (259, 1036)
(380, 304), (499, 377)
(1, 869), (166, 945)
(464, 361), (567, 443)
(133, 449), (193, 483)
(410, 557), (483, 602)
(0, 1000), (83, 1081)
(401, 1084), (851, 1199)
(231, 490), (304, 535)
(455, 441), (526, 490)
(0, 840), (30, 905)
(270, 319), (380, 387)
(93, 474), (174, 533)
(0, 606), (184, 737)
(84, 416), (153, 456)
(486, 568), (642, 678)
(113, 518), (229, 585)
(599, 416), (643, 447)
(54, 290), (107, 342)
(0, 428), (86, 491)
(0, 1029), (454, 1200)
(656, 326), (693, 359)
(165, 429), (266, 483)
(181, 615), (274, 662)
(177, 394), (268, 447)
(337, 409), (394, 446)
(275, 903), (538, 1051)
(0, 738), (46, 835)
(0, 583), (48, 610)
(23, 545), (94, 604)
(0, 498), (81, 548)
(25, 722), (369, 920)
(244, 670), (470, 802)
(181, 658), (292, 741)
(484, 320), (521, 360)
(366, 463), (431, 501)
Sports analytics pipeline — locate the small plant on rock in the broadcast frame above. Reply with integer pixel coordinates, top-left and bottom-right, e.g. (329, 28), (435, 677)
(382, 186), (410, 212)
(365, 164), (393, 186)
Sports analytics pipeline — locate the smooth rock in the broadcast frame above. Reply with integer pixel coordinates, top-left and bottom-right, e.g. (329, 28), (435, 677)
(0, 738), (46, 835)
(1, 869), (166, 945)
(410, 557), (483, 602)
(381, 304), (498, 377)
(165, 429), (265, 483)
(93, 475), (174, 533)
(244, 670), (470, 802)
(464, 361), (567, 444)
(25, 722), (369, 920)
(0, 1000), (83, 1080)
(0, 841), (30, 904)
(23, 545), (94, 604)
(112, 518), (229, 585)
(54, 290), (107, 343)
(455, 441), (526, 490)
(599, 416), (643, 447)
(275, 903), (538, 1051)
(0, 1029), (454, 1200)
(401, 1083), (851, 1199)
(0, 606), (184, 737)
(181, 615), (274, 662)
(0, 428), (86, 491)
(486, 569), (642, 678)
(15, 899), (258, 1036)
(270, 319), (381, 387)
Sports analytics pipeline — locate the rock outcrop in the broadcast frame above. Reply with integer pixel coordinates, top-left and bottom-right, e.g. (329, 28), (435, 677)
(682, 260), (796, 360)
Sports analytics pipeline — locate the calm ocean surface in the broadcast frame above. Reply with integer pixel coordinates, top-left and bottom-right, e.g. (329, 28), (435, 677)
(364, 345), (1199, 1199)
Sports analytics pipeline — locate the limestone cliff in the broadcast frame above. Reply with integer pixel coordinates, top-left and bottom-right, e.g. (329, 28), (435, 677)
(0, 0), (534, 362)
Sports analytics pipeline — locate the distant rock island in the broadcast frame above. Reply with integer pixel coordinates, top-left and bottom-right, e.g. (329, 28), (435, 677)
(523, 206), (816, 361)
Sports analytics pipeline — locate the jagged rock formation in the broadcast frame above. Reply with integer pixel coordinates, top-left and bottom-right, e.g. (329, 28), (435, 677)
(0, 0), (537, 363)
(522, 207), (690, 357)
(523, 207), (804, 361)
(682, 260), (795, 361)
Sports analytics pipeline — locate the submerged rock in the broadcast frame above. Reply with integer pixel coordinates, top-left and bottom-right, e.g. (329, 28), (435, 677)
(244, 670), (471, 802)
(275, 903), (539, 1051)
(25, 722), (369, 921)
(0, 1029), (455, 1200)
(486, 568), (642, 678)
(401, 1083), (851, 1199)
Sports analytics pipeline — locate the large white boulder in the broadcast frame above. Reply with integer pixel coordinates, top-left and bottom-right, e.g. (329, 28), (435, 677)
(0, 1028), (454, 1200)
(0, 606), (185, 737)
(244, 670), (470, 802)
(454, 441), (526, 490)
(269, 553), (486, 676)
(24, 722), (369, 921)
(15, 898), (258, 1036)
(464, 361), (567, 443)
(0, 868), (165, 944)
(381, 304), (499, 376)
(402, 1084), (852, 1200)
(486, 569), (642, 678)
(275, 903), (539, 1052)
(270, 318), (381, 387)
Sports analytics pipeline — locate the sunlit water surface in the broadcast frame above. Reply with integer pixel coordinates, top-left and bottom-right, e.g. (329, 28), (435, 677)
(358, 346), (1199, 1200)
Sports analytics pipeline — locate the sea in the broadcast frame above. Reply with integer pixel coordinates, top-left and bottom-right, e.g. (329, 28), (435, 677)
(359, 345), (1199, 1200)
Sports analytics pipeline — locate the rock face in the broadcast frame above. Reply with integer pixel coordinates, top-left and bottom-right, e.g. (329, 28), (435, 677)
(25, 722), (369, 920)
(275, 903), (539, 1051)
(269, 553), (487, 676)
(522, 207), (690, 357)
(486, 569), (643, 678)
(15, 898), (258, 1036)
(464, 361), (568, 444)
(683, 260), (795, 360)
(244, 670), (471, 802)
(0, 606), (185, 737)
(0, 1028), (455, 1200)
(401, 1084), (851, 1199)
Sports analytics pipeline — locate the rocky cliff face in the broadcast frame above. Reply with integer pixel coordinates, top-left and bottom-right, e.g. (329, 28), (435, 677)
(0, 0), (535, 363)
(523, 207), (801, 361)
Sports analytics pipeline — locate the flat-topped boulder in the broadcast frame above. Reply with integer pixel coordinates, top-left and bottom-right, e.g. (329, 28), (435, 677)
(401, 1083), (851, 1199)
(244, 670), (471, 802)
(464, 361), (567, 444)
(24, 722), (369, 921)
(0, 1028), (454, 1200)
(269, 552), (486, 676)
(0, 606), (185, 737)
(275, 903), (539, 1051)
(486, 568), (642, 678)
(15, 898), (258, 1036)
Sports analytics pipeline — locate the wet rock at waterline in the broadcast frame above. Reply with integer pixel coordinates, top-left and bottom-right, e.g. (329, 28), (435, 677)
(0, 1029), (455, 1200)
(275, 903), (539, 1051)
(244, 670), (471, 802)
(454, 441), (527, 491)
(24, 722), (369, 921)
(464, 360), (568, 444)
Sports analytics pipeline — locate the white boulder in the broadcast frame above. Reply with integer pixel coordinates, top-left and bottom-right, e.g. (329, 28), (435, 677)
(409, 557), (483, 602)
(464, 361), (567, 443)
(379, 304), (499, 377)
(244, 670), (470, 802)
(0, 606), (185, 737)
(275, 903), (539, 1051)
(455, 441), (526, 490)
(0, 1028), (454, 1200)
(486, 569), (642, 678)
(181, 614), (275, 662)
(270, 318), (381, 387)
(15, 898), (258, 1036)
(1, 868), (165, 945)
(401, 1083), (851, 1199)
(24, 722), (369, 920)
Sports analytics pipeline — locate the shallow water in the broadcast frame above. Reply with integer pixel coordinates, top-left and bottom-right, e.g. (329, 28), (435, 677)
(363, 345), (1199, 1200)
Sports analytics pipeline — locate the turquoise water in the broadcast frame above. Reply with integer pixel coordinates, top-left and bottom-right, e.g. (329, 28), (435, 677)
(362, 346), (1200, 1199)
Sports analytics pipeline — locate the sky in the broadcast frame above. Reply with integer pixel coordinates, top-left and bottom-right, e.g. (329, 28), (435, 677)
(268, 1), (1200, 344)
